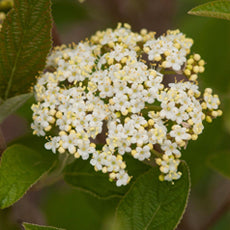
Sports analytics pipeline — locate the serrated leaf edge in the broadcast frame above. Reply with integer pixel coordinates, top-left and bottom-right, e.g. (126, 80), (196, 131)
(23, 222), (65, 230)
(173, 161), (191, 230)
(113, 161), (191, 230)
(188, 0), (230, 21)
(0, 0), (53, 99)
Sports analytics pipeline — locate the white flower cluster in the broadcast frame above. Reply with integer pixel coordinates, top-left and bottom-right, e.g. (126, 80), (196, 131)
(31, 23), (222, 186)
(144, 29), (193, 71)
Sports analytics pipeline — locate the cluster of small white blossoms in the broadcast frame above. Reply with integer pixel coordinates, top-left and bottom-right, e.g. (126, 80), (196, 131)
(31, 23), (222, 186)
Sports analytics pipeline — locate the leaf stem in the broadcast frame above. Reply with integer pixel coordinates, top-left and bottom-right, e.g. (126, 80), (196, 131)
(141, 148), (162, 166)
(160, 69), (183, 75)
(147, 105), (162, 111)
(143, 155), (157, 167)
(57, 153), (70, 175)
(34, 153), (70, 190)
(151, 148), (162, 157)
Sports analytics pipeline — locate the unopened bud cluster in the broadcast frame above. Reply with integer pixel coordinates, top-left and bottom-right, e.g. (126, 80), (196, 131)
(31, 23), (221, 186)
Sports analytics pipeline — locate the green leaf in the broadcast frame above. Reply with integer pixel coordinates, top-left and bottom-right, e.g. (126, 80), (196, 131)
(114, 161), (191, 230)
(207, 150), (230, 179)
(0, 93), (33, 124)
(64, 155), (150, 199)
(0, 0), (52, 99)
(188, 0), (230, 21)
(23, 222), (65, 230)
(0, 144), (56, 209)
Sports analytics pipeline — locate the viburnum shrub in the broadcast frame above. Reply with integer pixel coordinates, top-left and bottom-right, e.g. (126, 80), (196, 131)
(0, 0), (229, 229)
(31, 23), (221, 187)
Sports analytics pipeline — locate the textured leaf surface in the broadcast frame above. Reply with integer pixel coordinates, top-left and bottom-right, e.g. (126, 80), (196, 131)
(23, 222), (65, 230)
(0, 93), (32, 123)
(207, 150), (230, 178)
(64, 156), (150, 199)
(0, 0), (52, 99)
(188, 0), (230, 20)
(0, 144), (56, 209)
(114, 161), (191, 230)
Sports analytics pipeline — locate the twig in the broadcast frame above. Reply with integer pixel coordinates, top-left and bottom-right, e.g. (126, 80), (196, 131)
(143, 155), (157, 167)
(201, 195), (230, 230)
(52, 23), (62, 47)
(34, 153), (70, 190)
(0, 126), (6, 156)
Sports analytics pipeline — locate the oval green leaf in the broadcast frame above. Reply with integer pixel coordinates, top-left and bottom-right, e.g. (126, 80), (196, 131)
(188, 0), (230, 21)
(114, 161), (191, 230)
(0, 93), (33, 124)
(0, 144), (56, 209)
(23, 222), (65, 230)
(207, 150), (230, 178)
(0, 0), (52, 99)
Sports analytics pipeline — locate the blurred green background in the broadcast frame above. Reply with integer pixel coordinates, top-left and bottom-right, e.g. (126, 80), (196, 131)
(1, 0), (230, 229)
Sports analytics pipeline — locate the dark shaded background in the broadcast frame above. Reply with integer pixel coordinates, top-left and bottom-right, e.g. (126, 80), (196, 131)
(0, 0), (230, 229)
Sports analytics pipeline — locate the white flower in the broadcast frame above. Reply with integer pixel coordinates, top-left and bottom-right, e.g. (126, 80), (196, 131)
(31, 121), (46, 136)
(90, 152), (103, 170)
(118, 140), (132, 155)
(56, 116), (72, 131)
(61, 133), (78, 154)
(189, 108), (203, 124)
(161, 140), (181, 157)
(131, 128), (148, 146)
(131, 114), (147, 129)
(204, 93), (220, 110)
(165, 53), (184, 71)
(78, 141), (94, 160)
(45, 136), (60, 153)
(133, 145), (151, 161)
(116, 170), (130, 186)
(174, 108), (189, 124)
(36, 109), (53, 128)
(164, 171), (182, 181)
(106, 155), (121, 172)
(170, 125), (191, 143)
(160, 101), (177, 120)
